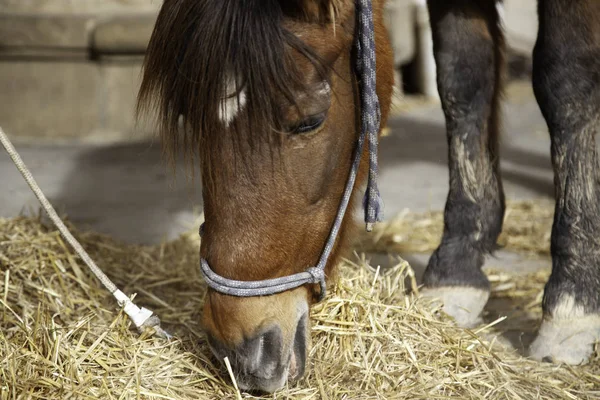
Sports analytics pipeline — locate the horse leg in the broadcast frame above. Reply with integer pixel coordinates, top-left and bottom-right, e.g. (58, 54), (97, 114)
(528, 0), (600, 365)
(420, 0), (505, 328)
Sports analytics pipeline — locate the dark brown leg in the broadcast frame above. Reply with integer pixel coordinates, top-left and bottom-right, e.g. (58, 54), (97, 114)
(528, 0), (600, 365)
(420, 0), (505, 328)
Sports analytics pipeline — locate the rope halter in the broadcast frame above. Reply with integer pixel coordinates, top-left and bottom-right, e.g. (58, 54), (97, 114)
(199, 0), (383, 302)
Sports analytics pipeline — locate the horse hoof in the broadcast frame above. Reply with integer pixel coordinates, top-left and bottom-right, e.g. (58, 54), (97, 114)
(529, 314), (600, 365)
(420, 286), (489, 328)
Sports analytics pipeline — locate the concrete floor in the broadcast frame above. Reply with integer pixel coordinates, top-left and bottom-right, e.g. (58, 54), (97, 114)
(0, 80), (553, 245)
(381, 82), (553, 214)
(1, 142), (203, 244)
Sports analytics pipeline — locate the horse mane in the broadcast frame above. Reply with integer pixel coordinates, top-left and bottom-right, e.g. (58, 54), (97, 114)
(136, 0), (336, 168)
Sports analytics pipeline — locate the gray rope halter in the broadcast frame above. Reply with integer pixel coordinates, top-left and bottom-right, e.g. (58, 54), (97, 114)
(199, 0), (383, 301)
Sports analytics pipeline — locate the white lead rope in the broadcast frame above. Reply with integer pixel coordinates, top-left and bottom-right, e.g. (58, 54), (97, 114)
(0, 127), (171, 339)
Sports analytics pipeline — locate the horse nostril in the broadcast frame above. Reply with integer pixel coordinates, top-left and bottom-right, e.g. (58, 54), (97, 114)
(247, 326), (284, 375)
(206, 317), (309, 392)
(290, 312), (308, 380)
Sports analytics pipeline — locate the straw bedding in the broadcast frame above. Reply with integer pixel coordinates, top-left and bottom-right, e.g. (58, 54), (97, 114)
(358, 199), (555, 256)
(1, 200), (599, 399)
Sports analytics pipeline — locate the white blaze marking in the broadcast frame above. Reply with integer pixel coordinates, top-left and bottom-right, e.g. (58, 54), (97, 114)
(219, 74), (246, 126)
(317, 81), (331, 97)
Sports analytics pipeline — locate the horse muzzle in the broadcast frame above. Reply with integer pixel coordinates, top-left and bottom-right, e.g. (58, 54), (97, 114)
(207, 311), (309, 393)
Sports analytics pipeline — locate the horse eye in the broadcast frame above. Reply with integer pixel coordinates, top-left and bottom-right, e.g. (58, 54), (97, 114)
(291, 112), (326, 135)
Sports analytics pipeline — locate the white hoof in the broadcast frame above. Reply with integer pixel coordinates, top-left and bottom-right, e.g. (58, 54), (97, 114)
(420, 286), (489, 328)
(529, 298), (600, 365)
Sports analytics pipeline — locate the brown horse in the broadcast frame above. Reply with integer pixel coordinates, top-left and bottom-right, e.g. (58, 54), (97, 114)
(138, 0), (394, 392)
(137, 0), (600, 393)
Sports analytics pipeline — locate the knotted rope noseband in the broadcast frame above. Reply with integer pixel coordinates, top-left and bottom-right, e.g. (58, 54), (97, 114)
(199, 0), (383, 301)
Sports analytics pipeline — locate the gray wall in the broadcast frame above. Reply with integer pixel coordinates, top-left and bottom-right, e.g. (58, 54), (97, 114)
(0, 0), (538, 142)
(1, 0), (159, 13)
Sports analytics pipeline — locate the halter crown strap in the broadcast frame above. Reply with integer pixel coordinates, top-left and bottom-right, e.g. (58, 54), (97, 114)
(198, 0), (382, 301)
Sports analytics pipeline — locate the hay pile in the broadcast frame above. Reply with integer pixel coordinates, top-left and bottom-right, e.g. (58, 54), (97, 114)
(1, 200), (599, 399)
